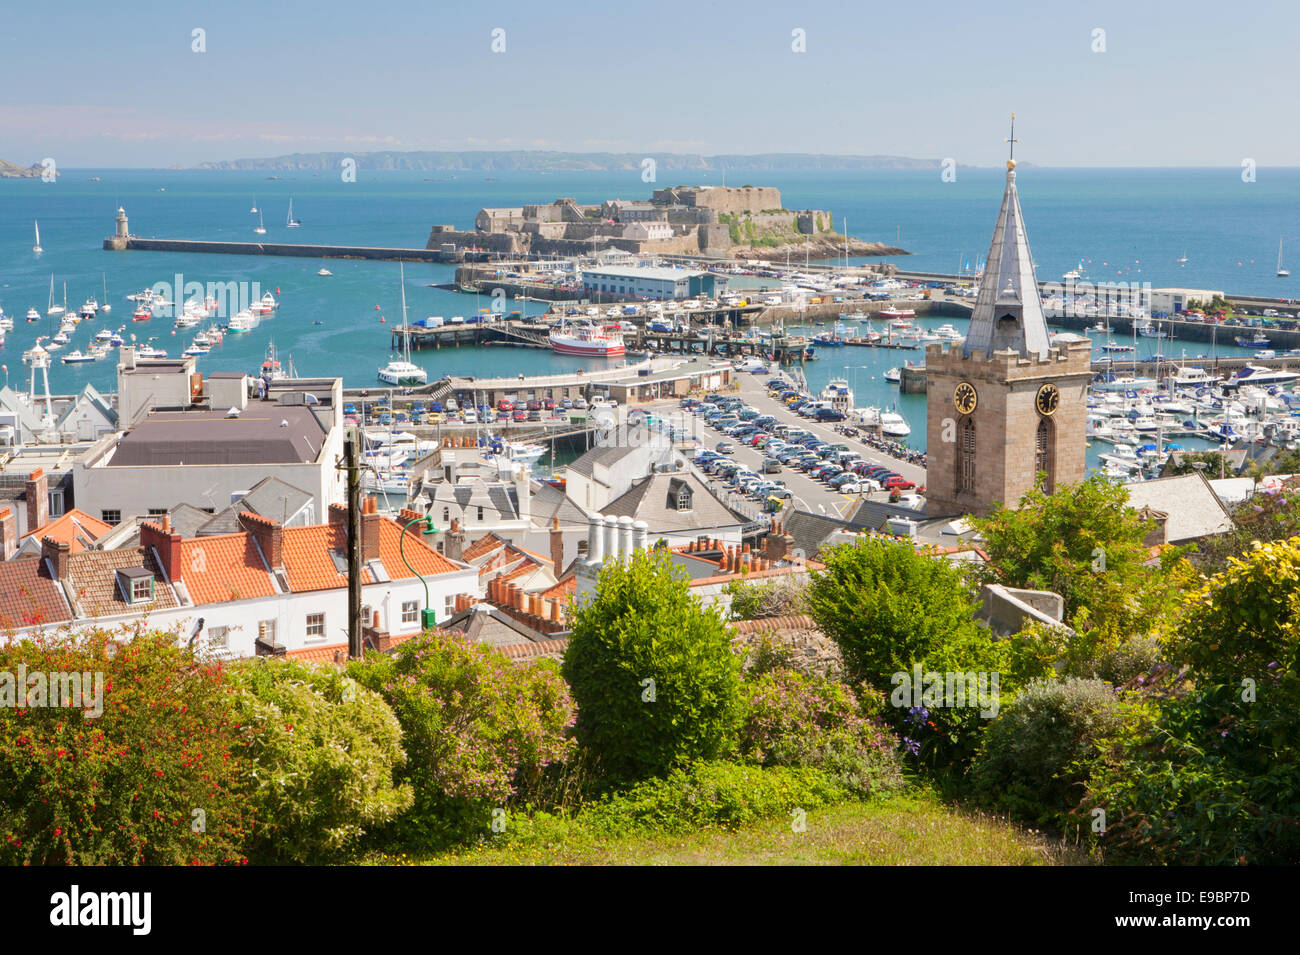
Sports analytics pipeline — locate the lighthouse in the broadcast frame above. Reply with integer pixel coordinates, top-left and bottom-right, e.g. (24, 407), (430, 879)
(116, 206), (129, 238)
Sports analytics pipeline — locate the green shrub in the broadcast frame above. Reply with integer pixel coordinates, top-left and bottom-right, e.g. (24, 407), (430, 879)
(228, 658), (411, 864)
(583, 761), (847, 835)
(0, 627), (251, 865)
(970, 678), (1124, 827)
(725, 576), (809, 620)
(807, 539), (1008, 767)
(738, 668), (904, 795)
(349, 632), (576, 847)
(563, 549), (743, 786)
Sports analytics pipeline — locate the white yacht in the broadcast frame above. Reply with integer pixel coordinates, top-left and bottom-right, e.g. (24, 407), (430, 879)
(1168, 366), (1216, 388)
(227, 309), (257, 332)
(378, 263), (428, 386)
(1233, 364), (1300, 386)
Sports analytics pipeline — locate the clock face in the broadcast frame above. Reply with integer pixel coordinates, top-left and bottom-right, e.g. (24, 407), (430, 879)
(1036, 383), (1061, 416)
(953, 381), (978, 415)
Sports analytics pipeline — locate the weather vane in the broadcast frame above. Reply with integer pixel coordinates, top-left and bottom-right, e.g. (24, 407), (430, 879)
(1005, 113), (1019, 168)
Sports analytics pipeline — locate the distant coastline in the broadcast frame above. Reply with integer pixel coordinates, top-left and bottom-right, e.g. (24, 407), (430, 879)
(191, 150), (983, 173)
(0, 157), (50, 178)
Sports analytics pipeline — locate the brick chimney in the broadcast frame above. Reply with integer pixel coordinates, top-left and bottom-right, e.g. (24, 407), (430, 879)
(550, 515), (564, 572)
(140, 520), (184, 584)
(361, 497), (383, 562)
(41, 536), (70, 580)
(239, 511), (283, 569)
(328, 503), (348, 525)
(0, 507), (16, 561)
(25, 468), (48, 535)
(765, 525), (794, 562)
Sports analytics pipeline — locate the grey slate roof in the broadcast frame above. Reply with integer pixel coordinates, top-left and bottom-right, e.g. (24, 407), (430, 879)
(441, 603), (554, 647)
(602, 472), (743, 533)
(781, 509), (856, 559)
(846, 499), (929, 531)
(197, 476), (315, 535)
(109, 406), (327, 467)
(565, 444), (641, 480)
(963, 166), (1051, 360)
(1123, 472), (1235, 543)
(530, 481), (592, 528)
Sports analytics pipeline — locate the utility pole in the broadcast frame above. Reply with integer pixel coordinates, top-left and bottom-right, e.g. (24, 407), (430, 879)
(345, 428), (363, 659)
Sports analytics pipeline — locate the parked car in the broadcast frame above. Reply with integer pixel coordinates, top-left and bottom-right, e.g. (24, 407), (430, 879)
(883, 476), (916, 490)
(716, 442), (735, 455)
(762, 457), (783, 474)
(512, 410), (528, 422)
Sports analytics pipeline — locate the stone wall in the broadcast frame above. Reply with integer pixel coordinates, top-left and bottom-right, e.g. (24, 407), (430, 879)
(730, 614), (843, 680)
(655, 185), (782, 215)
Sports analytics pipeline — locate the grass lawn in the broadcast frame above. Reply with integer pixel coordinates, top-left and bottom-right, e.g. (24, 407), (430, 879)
(370, 791), (1093, 866)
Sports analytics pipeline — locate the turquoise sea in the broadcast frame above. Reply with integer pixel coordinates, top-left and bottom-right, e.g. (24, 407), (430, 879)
(3, 167), (1296, 464)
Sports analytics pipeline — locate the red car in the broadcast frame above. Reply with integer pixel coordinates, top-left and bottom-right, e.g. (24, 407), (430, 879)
(542, 398), (556, 410)
(527, 399), (543, 411)
(497, 399), (514, 412)
(512, 409), (528, 422)
(883, 476), (916, 490)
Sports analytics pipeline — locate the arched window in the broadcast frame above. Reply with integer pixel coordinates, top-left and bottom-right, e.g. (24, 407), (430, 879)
(958, 418), (976, 493)
(1036, 419), (1054, 491)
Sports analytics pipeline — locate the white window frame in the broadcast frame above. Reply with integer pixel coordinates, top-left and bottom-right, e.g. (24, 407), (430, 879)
(401, 600), (419, 625)
(305, 612), (325, 641)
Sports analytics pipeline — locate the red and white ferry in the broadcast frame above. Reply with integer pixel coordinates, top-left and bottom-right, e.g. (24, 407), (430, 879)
(548, 321), (625, 358)
(879, 305), (916, 321)
(250, 291), (278, 315)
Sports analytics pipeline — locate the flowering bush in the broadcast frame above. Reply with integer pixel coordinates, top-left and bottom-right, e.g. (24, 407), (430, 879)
(737, 668), (903, 795)
(348, 631), (576, 846)
(227, 658), (411, 864)
(0, 627), (251, 865)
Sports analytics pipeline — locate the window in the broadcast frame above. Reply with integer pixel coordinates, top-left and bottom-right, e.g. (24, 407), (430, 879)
(442, 507), (450, 522)
(305, 613), (325, 640)
(958, 419), (976, 494)
(48, 489), (65, 518)
(147, 508), (167, 516)
(402, 600), (419, 625)
(676, 489), (691, 511)
(101, 509), (121, 525)
(131, 577), (152, 602)
(476, 506), (484, 521)
(443, 595), (454, 618)
(208, 626), (229, 648)
(1036, 419), (1054, 492)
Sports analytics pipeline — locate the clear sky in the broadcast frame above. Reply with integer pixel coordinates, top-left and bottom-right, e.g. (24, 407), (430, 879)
(2, 0), (1297, 168)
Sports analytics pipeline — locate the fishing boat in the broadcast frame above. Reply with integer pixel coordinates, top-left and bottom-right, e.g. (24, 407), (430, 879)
(61, 350), (96, 364)
(132, 304), (152, 322)
(251, 291), (277, 315)
(33, 220), (42, 254)
(286, 199), (301, 228)
(79, 296), (98, 318)
(819, 378), (855, 414)
(1278, 238), (1289, 278)
(259, 340), (286, 380)
(227, 309), (256, 332)
(93, 328), (115, 343)
(254, 210), (266, 235)
(377, 263), (429, 386)
(548, 320), (625, 358)
(883, 367), (902, 384)
(880, 305), (916, 320)
(135, 343), (167, 359)
(183, 342), (211, 357)
(1235, 331), (1271, 348)
(1100, 341), (1136, 353)
(26, 307), (40, 322)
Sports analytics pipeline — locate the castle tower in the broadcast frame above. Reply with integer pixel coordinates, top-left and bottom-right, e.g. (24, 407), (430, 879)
(925, 119), (1092, 517)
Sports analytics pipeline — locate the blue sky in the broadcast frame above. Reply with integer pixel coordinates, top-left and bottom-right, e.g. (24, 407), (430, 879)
(2, 0), (1297, 168)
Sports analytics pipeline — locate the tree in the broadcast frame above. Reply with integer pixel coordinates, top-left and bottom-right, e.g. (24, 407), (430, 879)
(1195, 484), (1300, 571)
(805, 538), (1008, 767)
(1164, 450), (1230, 478)
(563, 549), (743, 786)
(971, 476), (1186, 654)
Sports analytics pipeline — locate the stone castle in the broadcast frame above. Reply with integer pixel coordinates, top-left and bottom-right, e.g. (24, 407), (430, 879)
(425, 185), (828, 258)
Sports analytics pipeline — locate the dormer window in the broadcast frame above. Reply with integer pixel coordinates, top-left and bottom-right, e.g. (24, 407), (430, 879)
(117, 567), (155, 605)
(670, 478), (692, 511)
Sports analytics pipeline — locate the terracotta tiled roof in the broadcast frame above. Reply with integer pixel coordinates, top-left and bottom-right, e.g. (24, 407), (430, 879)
(64, 547), (180, 619)
(283, 630), (420, 662)
(539, 576), (576, 601)
(281, 524), (352, 592)
(21, 509), (112, 554)
(280, 519), (461, 593)
(0, 558), (73, 630)
(730, 614), (819, 635)
(496, 637), (569, 661)
(179, 533), (277, 605)
(462, 532), (509, 561)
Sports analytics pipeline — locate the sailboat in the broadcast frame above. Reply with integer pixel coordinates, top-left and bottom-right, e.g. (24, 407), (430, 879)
(1177, 251), (1188, 265)
(100, 274), (112, 313)
(377, 263), (428, 386)
(33, 220), (42, 254)
(46, 276), (64, 316)
(1278, 238), (1289, 278)
(254, 209), (266, 235)
(286, 198), (301, 228)
(250, 197), (258, 213)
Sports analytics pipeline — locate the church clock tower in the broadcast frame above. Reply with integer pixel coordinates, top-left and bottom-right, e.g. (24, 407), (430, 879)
(925, 118), (1093, 517)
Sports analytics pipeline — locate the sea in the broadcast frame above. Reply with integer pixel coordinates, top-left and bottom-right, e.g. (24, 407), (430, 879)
(4, 166), (1298, 466)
